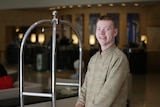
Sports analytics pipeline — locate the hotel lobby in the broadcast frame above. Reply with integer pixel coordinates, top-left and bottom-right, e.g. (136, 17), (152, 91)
(0, 0), (160, 107)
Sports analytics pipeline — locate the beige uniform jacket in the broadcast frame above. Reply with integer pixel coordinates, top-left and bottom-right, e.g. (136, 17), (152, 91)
(76, 45), (130, 107)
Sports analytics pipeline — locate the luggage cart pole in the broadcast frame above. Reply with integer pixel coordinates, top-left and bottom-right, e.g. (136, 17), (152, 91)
(51, 11), (58, 107)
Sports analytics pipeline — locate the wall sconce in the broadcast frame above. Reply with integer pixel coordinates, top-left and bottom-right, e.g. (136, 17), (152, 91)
(72, 34), (78, 45)
(18, 33), (23, 40)
(89, 34), (96, 45)
(38, 33), (45, 44)
(141, 35), (147, 44)
(16, 28), (20, 32)
(30, 33), (36, 43)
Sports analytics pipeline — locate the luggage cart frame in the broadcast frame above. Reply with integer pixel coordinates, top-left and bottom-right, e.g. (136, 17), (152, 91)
(19, 11), (83, 107)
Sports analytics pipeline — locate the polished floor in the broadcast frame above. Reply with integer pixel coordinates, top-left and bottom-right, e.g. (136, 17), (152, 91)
(6, 64), (160, 107)
(130, 72), (160, 107)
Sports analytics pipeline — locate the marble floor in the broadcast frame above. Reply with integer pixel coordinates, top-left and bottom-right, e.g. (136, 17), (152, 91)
(5, 65), (160, 107)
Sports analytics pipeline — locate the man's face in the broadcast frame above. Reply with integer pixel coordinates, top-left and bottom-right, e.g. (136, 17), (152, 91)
(96, 20), (118, 50)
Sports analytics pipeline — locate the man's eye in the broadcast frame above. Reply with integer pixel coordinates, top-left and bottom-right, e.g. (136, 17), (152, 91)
(105, 28), (110, 31)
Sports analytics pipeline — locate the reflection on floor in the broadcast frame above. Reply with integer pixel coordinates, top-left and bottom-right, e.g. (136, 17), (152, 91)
(130, 72), (160, 107)
(5, 65), (160, 107)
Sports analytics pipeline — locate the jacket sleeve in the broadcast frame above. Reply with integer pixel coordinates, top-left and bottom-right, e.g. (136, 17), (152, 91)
(76, 75), (87, 105)
(92, 55), (129, 107)
(76, 63), (91, 106)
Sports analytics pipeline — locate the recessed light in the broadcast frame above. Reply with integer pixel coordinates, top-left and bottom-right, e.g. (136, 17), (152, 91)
(109, 3), (114, 7)
(62, 6), (66, 8)
(97, 4), (102, 7)
(69, 5), (73, 8)
(121, 3), (126, 7)
(57, 6), (61, 9)
(77, 5), (82, 8)
(49, 7), (56, 10)
(87, 4), (91, 8)
(134, 3), (139, 6)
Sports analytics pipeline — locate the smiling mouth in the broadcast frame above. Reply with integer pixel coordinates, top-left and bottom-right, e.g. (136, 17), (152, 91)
(99, 36), (107, 39)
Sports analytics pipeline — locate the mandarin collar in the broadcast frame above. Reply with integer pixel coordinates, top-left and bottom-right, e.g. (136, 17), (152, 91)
(100, 45), (116, 56)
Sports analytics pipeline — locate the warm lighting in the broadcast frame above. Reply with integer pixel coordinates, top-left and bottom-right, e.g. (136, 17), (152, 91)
(89, 34), (96, 45)
(109, 3), (114, 7)
(97, 4), (102, 7)
(72, 34), (78, 45)
(87, 4), (91, 8)
(62, 6), (66, 8)
(16, 28), (20, 32)
(57, 6), (61, 9)
(141, 35), (147, 44)
(69, 5), (73, 8)
(30, 33), (36, 43)
(134, 3), (139, 7)
(77, 5), (82, 8)
(38, 33), (45, 44)
(18, 33), (23, 40)
(121, 3), (126, 7)
(49, 7), (56, 10)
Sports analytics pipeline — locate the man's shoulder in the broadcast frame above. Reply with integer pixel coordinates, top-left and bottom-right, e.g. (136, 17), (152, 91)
(113, 47), (128, 60)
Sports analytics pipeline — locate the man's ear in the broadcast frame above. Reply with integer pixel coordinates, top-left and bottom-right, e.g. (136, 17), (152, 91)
(114, 28), (118, 37)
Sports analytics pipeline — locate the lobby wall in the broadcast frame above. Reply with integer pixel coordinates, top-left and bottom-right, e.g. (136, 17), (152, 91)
(57, 5), (148, 49)
(0, 10), (51, 63)
(146, 4), (160, 72)
(0, 4), (160, 65)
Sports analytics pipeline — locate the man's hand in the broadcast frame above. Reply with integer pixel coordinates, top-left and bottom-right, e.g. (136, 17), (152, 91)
(75, 104), (85, 107)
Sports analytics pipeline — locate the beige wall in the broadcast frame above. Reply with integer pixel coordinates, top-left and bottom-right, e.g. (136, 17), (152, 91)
(57, 6), (148, 49)
(0, 10), (51, 63)
(0, 10), (51, 49)
(147, 4), (160, 52)
(147, 4), (160, 26)
(0, 4), (160, 63)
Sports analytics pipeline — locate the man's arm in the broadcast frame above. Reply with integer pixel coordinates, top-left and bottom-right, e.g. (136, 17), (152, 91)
(75, 104), (85, 107)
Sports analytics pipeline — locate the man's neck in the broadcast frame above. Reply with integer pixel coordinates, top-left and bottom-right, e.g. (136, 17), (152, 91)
(101, 43), (115, 52)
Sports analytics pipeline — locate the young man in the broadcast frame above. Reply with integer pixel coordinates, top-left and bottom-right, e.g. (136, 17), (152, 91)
(75, 14), (130, 107)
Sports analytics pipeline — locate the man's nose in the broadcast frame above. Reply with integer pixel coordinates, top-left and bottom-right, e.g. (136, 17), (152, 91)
(101, 29), (105, 35)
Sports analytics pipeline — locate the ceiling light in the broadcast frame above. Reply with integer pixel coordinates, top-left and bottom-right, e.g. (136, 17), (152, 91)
(109, 3), (114, 7)
(57, 6), (61, 9)
(62, 6), (66, 8)
(77, 5), (82, 8)
(49, 7), (56, 10)
(134, 3), (139, 6)
(69, 5), (73, 8)
(97, 4), (102, 7)
(121, 3), (126, 7)
(87, 4), (91, 8)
